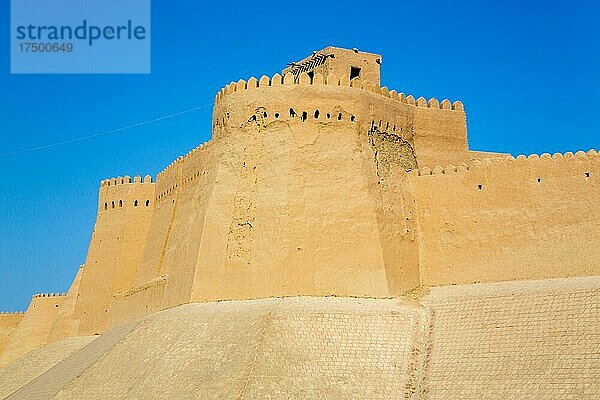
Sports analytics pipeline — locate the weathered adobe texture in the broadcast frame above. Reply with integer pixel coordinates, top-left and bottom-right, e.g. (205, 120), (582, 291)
(1, 47), (599, 365)
(0, 314), (24, 357)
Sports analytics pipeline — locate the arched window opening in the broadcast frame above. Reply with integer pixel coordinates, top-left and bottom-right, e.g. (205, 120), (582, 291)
(111, 201), (115, 209)
(289, 108), (296, 117)
(145, 200), (150, 207)
(274, 112), (280, 119)
(134, 200), (139, 207)
(119, 200), (123, 207)
(314, 110), (320, 119)
(301, 111), (307, 122)
(338, 113), (342, 120)
(351, 115), (356, 122)
(104, 203), (107, 210)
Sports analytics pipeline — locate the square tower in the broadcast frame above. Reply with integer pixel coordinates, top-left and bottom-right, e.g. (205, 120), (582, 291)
(282, 46), (382, 85)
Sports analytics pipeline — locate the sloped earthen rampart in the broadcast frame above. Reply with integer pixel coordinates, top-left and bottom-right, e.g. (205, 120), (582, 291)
(2, 277), (597, 399)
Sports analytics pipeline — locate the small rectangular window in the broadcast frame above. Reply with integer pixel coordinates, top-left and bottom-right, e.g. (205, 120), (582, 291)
(350, 67), (361, 80)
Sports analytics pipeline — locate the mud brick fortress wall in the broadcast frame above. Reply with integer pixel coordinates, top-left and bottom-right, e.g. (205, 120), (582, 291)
(0, 313), (23, 359)
(404, 152), (600, 286)
(1, 48), (599, 379)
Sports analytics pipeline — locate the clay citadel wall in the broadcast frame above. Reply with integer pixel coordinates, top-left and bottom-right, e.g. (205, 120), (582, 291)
(0, 313), (23, 357)
(72, 176), (155, 336)
(0, 294), (66, 366)
(1, 48), (599, 364)
(405, 151), (600, 286)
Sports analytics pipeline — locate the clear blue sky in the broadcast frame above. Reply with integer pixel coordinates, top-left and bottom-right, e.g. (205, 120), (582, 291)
(1, 1), (598, 311)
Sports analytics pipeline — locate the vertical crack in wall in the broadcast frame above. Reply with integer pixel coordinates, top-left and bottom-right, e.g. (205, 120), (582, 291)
(225, 108), (264, 266)
(156, 165), (183, 277)
(156, 193), (180, 276)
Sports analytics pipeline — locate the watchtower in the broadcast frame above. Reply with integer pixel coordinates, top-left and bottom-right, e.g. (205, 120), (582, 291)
(282, 46), (382, 85)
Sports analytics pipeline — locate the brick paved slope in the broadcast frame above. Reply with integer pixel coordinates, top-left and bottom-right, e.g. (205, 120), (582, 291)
(0, 276), (597, 399)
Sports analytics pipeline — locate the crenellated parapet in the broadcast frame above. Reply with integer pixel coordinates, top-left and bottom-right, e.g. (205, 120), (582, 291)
(152, 141), (215, 205)
(98, 174), (155, 212)
(156, 156), (184, 204)
(100, 175), (153, 187)
(210, 67), (469, 167)
(411, 149), (599, 180)
(181, 142), (213, 189)
(31, 293), (66, 298)
(214, 72), (463, 113)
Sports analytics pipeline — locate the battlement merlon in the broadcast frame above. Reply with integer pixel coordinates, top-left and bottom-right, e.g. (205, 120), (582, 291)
(100, 175), (153, 187)
(282, 46), (382, 86)
(97, 175), (156, 212)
